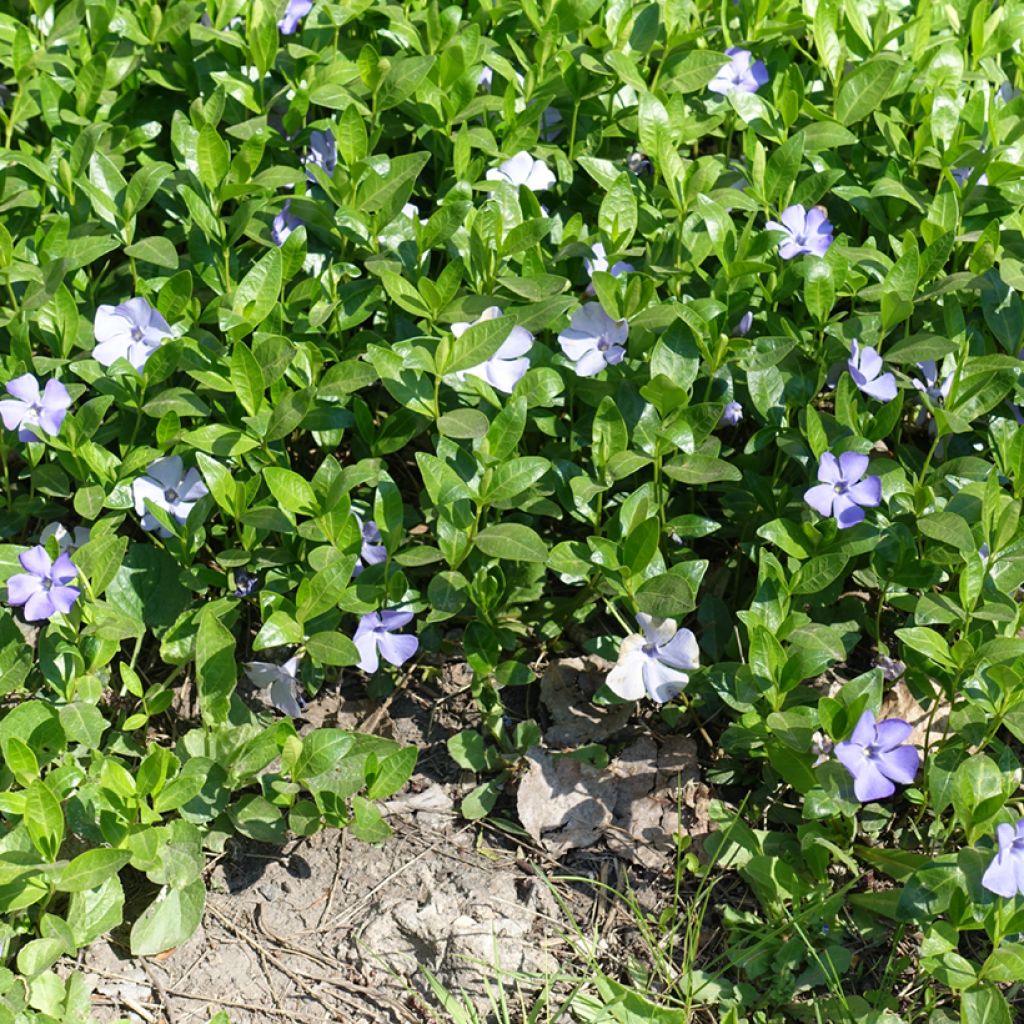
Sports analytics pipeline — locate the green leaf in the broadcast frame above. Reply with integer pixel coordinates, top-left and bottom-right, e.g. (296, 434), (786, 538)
(366, 746), (418, 800)
(765, 132), (805, 203)
(25, 782), (64, 861)
(961, 986), (1012, 1024)
(804, 258), (835, 324)
(305, 631), (360, 667)
(197, 124), (230, 191)
(598, 173), (638, 248)
(474, 523), (548, 563)
(835, 55), (902, 125)
(124, 236), (179, 270)
(445, 312), (517, 375)
(896, 626), (955, 669)
(635, 571), (696, 618)
(232, 246), (281, 328)
(350, 795), (392, 843)
(228, 795), (286, 844)
(662, 454), (741, 484)
(56, 849), (132, 893)
(230, 342), (264, 416)
(130, 879), (206, 956)
(377, 55), (436, 110)
(195, 606), (237, 725)
(356, 152), (430, 213)
(482, 457), (549, 504)
(263, 467), (318, 515)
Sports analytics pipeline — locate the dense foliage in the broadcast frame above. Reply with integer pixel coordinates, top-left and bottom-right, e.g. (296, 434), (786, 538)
(2, 0), (1024, 1021)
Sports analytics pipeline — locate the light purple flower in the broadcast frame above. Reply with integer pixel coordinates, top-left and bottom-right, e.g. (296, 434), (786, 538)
(93, 297), (173, 372)
(0, 374), (72, 441)
(708, 48), (769, 95)
(452, 306), (532, 393)
(558, 302), (628, 377)
(584, 243), (634, 295)
(305, 129), (337, 182)
(913, 361), (953, 406)
(951, 166), (987, 187)
(848, 339), (897, 402)
(627, 151), (652, 177)
(271, 200), (303, 246)
(353, 611), (419, 673)
(804, 451), (881, 529)
(765, 204), (833, 259)
(352, 512), (387, 576)
(6, 545), (80, 622)
(733, 312), (754, 337)
(720, 401), (743, 426)
(39, 522), (91, 554)
(982, 821), (1024, 898)
(485, 151), (555, 192)
(132, 455), (209, 536)
(278, 0), (312, 34)
(245, 656), (305, 717)
(606, 614), (700, 704)
(834, 710), (919, 802)
(540, 106), (563, 141)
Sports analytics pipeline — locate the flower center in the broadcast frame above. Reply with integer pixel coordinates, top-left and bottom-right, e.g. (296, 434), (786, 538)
(131, 325), (144, 342)
(833, 482), (848, 495)
(164, 488), (179, 503)
(642, 642), (659, 657)
(597, 337), (611, 352)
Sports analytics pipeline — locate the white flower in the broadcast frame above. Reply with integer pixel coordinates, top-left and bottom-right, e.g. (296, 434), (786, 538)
(39, 522), (91, 554)
(132, 456), (209, 536)
(452, 306), (532, 393)
(485, 151), (555, 192)
(606, 614), (700, 704)
(93, 297), (173, 373)
(557, 302), (628, 377)
(245, 656), (305, 717)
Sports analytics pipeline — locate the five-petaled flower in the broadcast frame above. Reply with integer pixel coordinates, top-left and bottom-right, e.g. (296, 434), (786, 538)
(6, 545), (80, 622)
(982, 820), (1024, 898)
(765, 204), (833, 259)
(278, 0), (312, 34)
(848, 339), (897, 402)
(834, 710), (920, 802)
(245, 656), (305, 718)
(913, 360), (953, 406)
(804, 451), (881, 529)
(452, 306), (532, 393)
(352, 512), (387, 576)
(93, 297), (173, 372)
(485, 151), (555, 192)
(606, 613), (700, 704)
(558, 302), (628, 377)
(132, 456), (209, 536)
(271, 200), (303, 246)
(708, 48), (769, 95)
(0, 374), (71, 441)
(305, 129), (337, 182)
(353, 611), (419, 674)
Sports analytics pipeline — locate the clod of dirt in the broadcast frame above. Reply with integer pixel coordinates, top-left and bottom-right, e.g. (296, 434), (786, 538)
(539, 655), (633, 746)
(517, 736), (711, 868)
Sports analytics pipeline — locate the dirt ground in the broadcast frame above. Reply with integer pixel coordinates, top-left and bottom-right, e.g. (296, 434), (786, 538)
(75, 658), (713, 1023)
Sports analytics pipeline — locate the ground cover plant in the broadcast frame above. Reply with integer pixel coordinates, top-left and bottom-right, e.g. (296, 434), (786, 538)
(1, 0), (1024, 1020)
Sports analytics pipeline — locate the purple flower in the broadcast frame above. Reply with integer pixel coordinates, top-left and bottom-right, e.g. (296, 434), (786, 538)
(271, 200), (303, 246)
(6, 545), (80, 622)
(765, 204), (833, 259)
(982, 820), (1024, 898)
(733, 311), (754, 337)
(353, 611), (419, 673)
(245, 656), (305, 717)
(233, 570), (258, 597)
(352, 512), (387, 576)
(0, 374), (72, 441)
(834, 710), (920, 802)
(804, 451), (881, 529)
(951, 165), (988, 188)
(485, 151), (555, 192)
(305, 129), (337, 182)
(540, 106), (563, 141)
(278, 0), (312, 34)
(584, 243), (634, 296)
(913, 361), (953, 406)
(708, 48), (769, 95)
(558, 302), (628, 377)
(93, 297), (173, 372)
(848, 339), (897, 402)
(451, 306), (532, 393)
(627, 151), (652, 177)
(39, 522), (91, 554)
(606, 613), (700, 704)
(720, 401), (743, 426)
(132, 455), (209, 536)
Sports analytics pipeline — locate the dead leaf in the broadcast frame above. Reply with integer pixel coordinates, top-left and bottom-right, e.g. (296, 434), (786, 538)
(881, 679), (949, 751)
(539, 656), (632, 746)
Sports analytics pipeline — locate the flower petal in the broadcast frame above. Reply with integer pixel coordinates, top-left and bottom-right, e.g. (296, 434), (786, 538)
(606, 645), (648, 701)
(836, 451), (869, 484)
(803, 483), (836, 518)
(5, 373), (40, 404)
(0, 399), (28, 431)
(852, 761), (896, 802)
(6, 573), (44, 606)
(847, 475), (882, 508)
(849, 709), (878, 747)
(982, 848), (1022, 898)
(245, 662), (282, 688)
(48, 586), (80, 615)
(658, 628), (700, 670)
(860, 372), (897, 402)
(876, 744), (920, 785)
(574, 348), (608, 377)
(873, 718), (912, 750)
(23, 590), (56, 622)
(378, 610), (413, 631)
(642, 659), (689, 704)
(833, 493), (866, 529)
(19, 545), (52, 578)
(355, 631), (379, 673)
(270, 676), (304, 717)
(378, 631), (419, 667)
(779, 205), (806, 235)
